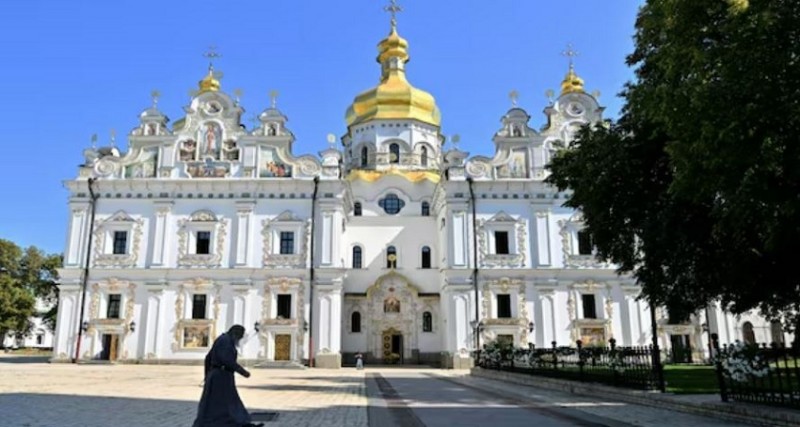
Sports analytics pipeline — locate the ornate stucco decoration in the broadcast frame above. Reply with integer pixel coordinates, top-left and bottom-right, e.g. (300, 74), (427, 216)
(558, 215), (612, 269)
(93, 211), (144, 268)
(172, 278), (216, 352)
(480, 277), (529, 343)
(364, 272), (428, 359)
(177, 210), (227, 268)
(477, 212), (527, 268)
(258, 277), (306, 359)
(262, 211), (310, 269)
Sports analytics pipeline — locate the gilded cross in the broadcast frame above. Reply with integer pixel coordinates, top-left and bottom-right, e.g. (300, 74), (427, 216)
(110, 128), (117, 147)
(233, 88), (243, 103)
(151, 89), (161, 108)
(384, 0), (403, 29)
(561, 43), (579, 68)
(91, 133), (98, 149)
(451, 134), (460, 149)
(269, 90), (279, 108)
(203, 45), (222, 70)
(509, 90), (519, 107)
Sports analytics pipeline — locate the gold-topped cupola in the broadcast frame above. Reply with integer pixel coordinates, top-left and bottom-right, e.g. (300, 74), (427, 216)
(345, 0), (441, 128)
(560, 44), (585, 95)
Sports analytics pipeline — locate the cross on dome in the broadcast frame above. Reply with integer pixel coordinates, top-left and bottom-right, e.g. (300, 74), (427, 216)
(561, 43), (579, 69)
(384, 0), (403, 30)
(509, 90), (519, 107)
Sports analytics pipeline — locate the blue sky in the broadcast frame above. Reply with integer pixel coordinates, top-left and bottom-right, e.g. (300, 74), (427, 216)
(0, 0), (642, 254)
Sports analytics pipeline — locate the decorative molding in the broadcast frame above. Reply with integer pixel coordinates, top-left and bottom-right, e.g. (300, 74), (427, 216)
(557, 217), (612, 269)
(261, 212), (310, 269)
(477, 212), (527, 268)
(92, 211), (144, 268)
(177, 211), (228, 268)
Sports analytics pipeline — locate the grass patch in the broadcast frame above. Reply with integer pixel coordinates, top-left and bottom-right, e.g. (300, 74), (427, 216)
(664, 364), (719, 394)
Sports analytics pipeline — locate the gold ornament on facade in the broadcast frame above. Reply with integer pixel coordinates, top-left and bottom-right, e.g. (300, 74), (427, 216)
(560, 44), (585, 95)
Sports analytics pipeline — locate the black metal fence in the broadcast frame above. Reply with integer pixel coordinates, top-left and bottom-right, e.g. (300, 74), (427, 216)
(712, 333), (800, 409)
(475, 338), (664, 391)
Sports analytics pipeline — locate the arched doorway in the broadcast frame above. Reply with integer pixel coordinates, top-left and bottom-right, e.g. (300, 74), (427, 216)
(742, 322), (756, 345)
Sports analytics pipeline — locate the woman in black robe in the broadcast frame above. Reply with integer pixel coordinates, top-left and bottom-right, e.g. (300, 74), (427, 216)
(193, 325), (263, 427)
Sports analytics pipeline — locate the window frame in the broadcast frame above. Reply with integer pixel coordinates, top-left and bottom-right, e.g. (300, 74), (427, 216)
(352, 246), (363, 269)
(496, 294), (512, 318)
(192, 294), (208, 320)
(422, 311), (433, 332)
(421, 246), (431, 269)
(107, 294), (122, 319)
(112, 231), (128, 255)
(581, 294), (597, 319)
(386, 246), (397, 269)
(279, 231), (296, 255)
(276, 294), (292, 319)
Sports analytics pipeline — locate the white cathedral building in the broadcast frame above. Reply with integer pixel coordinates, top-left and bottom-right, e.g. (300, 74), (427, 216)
(52, 13), (789, 368)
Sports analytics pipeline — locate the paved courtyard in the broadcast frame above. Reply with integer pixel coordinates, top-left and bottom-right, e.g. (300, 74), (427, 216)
(0, 357), (754, 427)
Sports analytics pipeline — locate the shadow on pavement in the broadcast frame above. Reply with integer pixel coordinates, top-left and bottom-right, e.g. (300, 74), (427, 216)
(0, 356), (51, 364)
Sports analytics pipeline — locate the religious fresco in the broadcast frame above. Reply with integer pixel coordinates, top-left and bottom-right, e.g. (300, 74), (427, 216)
(579, 327), (606, 347)
(259, 146), (292, 178)
(198, 122), (223, 159)
(182, 324), (211, 348)
(187, 158), (229, 178)
(124, 148), (158, 178)
(495, 149), (528, 178)
(179, 140), (197, 162)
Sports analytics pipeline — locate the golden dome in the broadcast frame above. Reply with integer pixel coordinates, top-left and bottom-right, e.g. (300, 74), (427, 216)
(345, 26), (441, 127)
(560, 64), (585, 95)
(198, 66), (221, 94)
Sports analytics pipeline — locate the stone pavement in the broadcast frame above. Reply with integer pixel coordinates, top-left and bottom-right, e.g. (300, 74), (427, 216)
(0, 358), (367, 427)
(0, 357), (766, 427)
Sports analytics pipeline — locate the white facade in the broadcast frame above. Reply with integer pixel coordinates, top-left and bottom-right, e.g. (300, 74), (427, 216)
(52, 27), (790, 368)
(3, 299), (55, 349)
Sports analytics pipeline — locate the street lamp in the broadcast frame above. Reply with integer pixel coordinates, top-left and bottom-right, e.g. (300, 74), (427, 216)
(253, 321), (260, 333)
(129, 321), (136, 333)
(528, 321), (535, 333)
(303, 321), (309, 332)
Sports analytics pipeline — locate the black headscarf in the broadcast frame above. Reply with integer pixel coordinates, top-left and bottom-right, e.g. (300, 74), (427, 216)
(228, 325), (245, 347)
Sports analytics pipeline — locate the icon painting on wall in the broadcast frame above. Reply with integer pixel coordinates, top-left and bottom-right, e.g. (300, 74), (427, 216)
(259, 146), (292, 178)
(124, 148), (158, 178)
(199, 122), (223, 159)
(182, 324), (211, 348)
(495, 149), (528, 178)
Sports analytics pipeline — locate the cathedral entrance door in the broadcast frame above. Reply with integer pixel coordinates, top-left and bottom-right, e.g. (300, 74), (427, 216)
(274, 334), (291, 361)
(382, 328), (403, 363)
(101, 334), (119, 361)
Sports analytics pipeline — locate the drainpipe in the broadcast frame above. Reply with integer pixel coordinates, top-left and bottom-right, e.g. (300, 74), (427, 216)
(467, 178), (480, 350)
(73, 177), (98, 363)
(307, 176), (320, 367)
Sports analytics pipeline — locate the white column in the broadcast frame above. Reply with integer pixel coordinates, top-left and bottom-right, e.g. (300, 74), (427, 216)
(533, 208), (551, 266)
(65, 204), (89, 267)
(151, 202), (172, 266)
(451, 210), (468, 267)
(320, 212), (333, 266)
(145, 286), (165, 358)
(235, 202), (255, 266)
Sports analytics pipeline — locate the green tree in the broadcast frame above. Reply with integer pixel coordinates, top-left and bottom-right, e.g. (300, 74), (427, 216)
(548, 0), (800, 328)
(0, 239), (62, 346)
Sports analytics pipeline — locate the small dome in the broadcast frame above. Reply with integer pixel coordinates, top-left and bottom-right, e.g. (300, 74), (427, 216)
(345, 26), (441, 128)
(561, 65), (585, 95)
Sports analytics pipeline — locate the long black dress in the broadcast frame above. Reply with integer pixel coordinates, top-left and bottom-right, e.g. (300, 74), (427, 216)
(192, 333), (253, 427)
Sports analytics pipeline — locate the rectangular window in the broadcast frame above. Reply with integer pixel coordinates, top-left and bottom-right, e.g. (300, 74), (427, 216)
(577, 230), (593, 255)
(277, 294), (292, 319)
(112, 231), (128, 255)
(582, 294), (597, 319)
(192, 294), (207, 319)
(497, 294), (512, 318)
(494, 231), (510, 255)
(279, 231), (295, 255)
(107, 294), (121, 319)
(196, 231), (211, 255)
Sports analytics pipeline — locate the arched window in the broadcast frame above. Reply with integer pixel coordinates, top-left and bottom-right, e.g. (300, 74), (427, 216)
(422, 312), (433, 332)
(387, 246), (397, 269)
(351, 312), (361, 333)
(771, 321), (784, 344)
(420, 146), (428, 167)
(421, 201), (430, 216)
(354, 202), (362, 217)
(742, 322), (756, 345)
(421, 246), (431, 269)
(361, 146), (369, 167)
(389, 143), (400, 164)
(352, 246), (363, 269)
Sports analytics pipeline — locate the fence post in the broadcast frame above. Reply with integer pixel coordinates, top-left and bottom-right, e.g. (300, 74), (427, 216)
(576, 340), (584, 381)
(610, 338), (619, 387)
(711, 333), (728, 402)
(552, 341), (558, 372)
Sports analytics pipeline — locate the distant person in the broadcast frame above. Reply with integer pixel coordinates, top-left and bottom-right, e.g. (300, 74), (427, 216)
(355, 352), (364, 370)
(193, 325), (263, 427)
